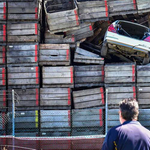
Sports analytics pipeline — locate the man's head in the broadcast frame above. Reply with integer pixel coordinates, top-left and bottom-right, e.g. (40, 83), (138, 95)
(119, 98), (139, 124)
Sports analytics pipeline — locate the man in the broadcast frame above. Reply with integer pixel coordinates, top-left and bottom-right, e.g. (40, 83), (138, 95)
(102, 98), (150, 150)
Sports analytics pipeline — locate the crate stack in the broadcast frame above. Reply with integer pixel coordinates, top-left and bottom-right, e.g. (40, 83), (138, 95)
(105, 63), (136, 131)
(6, 0), (41, 136)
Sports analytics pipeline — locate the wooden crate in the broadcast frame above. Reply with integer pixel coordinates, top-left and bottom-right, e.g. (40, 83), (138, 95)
(0, 2), (6, 21)
(77, 0), (109, 22)
(136, 0), (150, 13)
(74, 46), (104, 64)
(0, 90), (6, 111)
(72, 108), (104, 135)
(44, 30), (75, 44)
(74, 65), (104, 88)
(73, 87), (105, 109)
(0, 67), (6, 87)
(8, 88), (39, 110)
(44, 0), (80, 33)
(137, 65), (150, 86)
(0, 24), (6, 43)
(108, 0), (137, 16)
(40, 110), (71, 137)
(0, 45), (5, 66)
(66, 23), (94, 42)
(107, 109), (120, 131)
(139, 109), (150, 130)
(40, 88), (71, 110)
(42, 66), (74, 88)
(8, 66), (39, 89)
(105, 63), (136, 85)
(39, 44), (70, 66)
(7, 44), (39, 66)
(137, 87), (150, 108)
(7, 1), (41, 21)
(7, 22), (39, 43)
(106, 86), (136, 109)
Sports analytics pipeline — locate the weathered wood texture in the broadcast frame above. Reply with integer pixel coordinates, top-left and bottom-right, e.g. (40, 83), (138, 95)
(7, 66), (39, 88)
(7, 44), (39, 66)
(7, 23), (39, 43)
(42, 66), (74, 88)
(0, 2), (6, 21)
(139, 109), (150, 130)
(66, 23), (94, 41)
(0, 46), (5, 65)
(0, 67), (6, 86)
(39, 44), (70, 66)
(77, 0), (109, 22)
(8, 110), (39, 129)
(137, 87), (150, 108)
(40, 110), (71, 136)
(40, 88), (71, 110)
(0, 90), (6, 110)
(72, 108), (104, 135)
(136, 0), (150, 13)
(106, 86), (136, 108)
(8, 88), (39, 109)
(74, 46), (104, 64)
(44, 0), (80, 33)
(137, 65), (150, 86)
(107, 109), (120, 131)
(74, 65), (104, 88)
(105, 63), (136, 84)
(44, 30), (75, 44)
(0, 24), (6, 43)
(7, 1), (40, 21)
(73, 87), (105, 109)
(108, 0), (137, 16)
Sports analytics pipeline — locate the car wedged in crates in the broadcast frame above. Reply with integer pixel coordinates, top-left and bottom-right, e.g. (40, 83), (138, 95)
(101, 20), (150, 64)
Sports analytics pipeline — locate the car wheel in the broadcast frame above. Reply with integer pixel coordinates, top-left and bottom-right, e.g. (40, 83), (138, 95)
(101, 42), (108, 57)
(143, 57), (150, 65)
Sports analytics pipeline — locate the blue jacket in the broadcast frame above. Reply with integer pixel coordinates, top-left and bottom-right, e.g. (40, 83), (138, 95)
(102, 121), (150, 150)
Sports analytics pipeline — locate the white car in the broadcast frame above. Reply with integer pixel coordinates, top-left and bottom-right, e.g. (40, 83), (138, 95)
(101, 20), (150, 64)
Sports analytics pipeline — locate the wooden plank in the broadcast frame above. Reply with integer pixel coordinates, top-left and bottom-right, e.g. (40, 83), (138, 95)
(105, 77), (135, 83)
(40, 44), (69, 50)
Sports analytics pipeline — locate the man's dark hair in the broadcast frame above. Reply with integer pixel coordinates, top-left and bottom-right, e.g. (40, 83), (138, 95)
(119, 98), (139, 121)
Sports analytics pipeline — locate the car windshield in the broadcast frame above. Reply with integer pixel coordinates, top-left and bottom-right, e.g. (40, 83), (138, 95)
(116, 21), (149, 40)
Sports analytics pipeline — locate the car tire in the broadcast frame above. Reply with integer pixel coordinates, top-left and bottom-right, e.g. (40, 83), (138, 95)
(101, 42), (108, 57)
(143, 57), (150, 65)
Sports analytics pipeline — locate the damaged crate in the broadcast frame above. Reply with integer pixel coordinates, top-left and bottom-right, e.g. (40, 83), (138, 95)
(0, 45), (6, 65)
(137, 87), (150, 109)
(0, 2), (6, 21)
(74, 65), (104, 88)
(7, 1), (41, 21)
(74, 46), (104, 64)
(0, 90), (6, 111)
(139, 109), (150, 130)
(8, 66), (39, 89)
(0, 67), (6, 88)
(8, 88), (39, 110)
(7, 44), (39, 66)
(108, 0), (137, 16)
(42, 66), (74, 88)
(44, 0), (80, 33)
(40, 110), (71, 137)
(0, 24), (6, 43)
(136, 0), (150, 13)
(106, 86), (136, 108)
(105, 63), (136, 86)
(0, 112), (6, 136)
(137, 65), (150, 86)
(7, 110), (39, 136)
(66, 23), (94, 42)
(40, 88), (71, 110)
(7, 22), (39, 43)
(107, 109), (119, 131)
(76, 0), (109, 22)
(39, 44), (70, 66)
(73, 87), (105, 109)
(72, 108), (104, 136)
